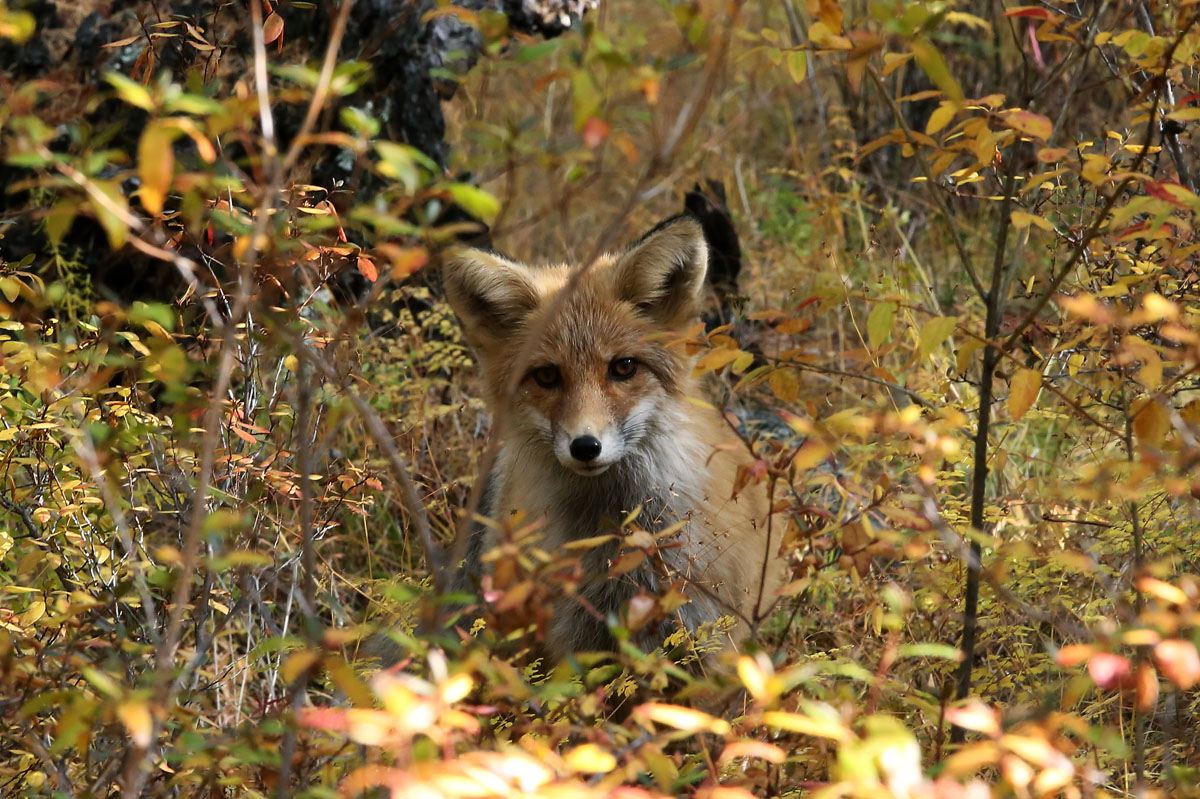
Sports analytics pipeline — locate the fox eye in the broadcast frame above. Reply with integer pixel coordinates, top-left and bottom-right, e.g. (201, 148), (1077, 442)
(608, 357), (638, 381)
(531, 365), (562, 389)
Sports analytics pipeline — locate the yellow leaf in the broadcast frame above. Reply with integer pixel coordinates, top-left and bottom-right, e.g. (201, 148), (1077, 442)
(1136, 350), (1162, 390)
(20, 600), (45, 626)
(1135, 577), (1189, 606)
(882, 52), (914, 77)
(0, 276), (21, 302)
(719, 740), (787, 764)
(925, 102), (957, 135)
(918, 315), (958, 359)
(1010, 211), (1053, 231)
(89, 179), (130, 250)
(282, 649), (320, 684)
(638, 703), (730, 735)
(117, 700), (154, 747)
(138, 121), (176, 216)
(737, 656), (770, 701)
(1166, 107), (1200, 122)
(769, 368), (799, 403)
(1008, 368), (1041, 421)
(791, 439), (830, 471)
(693, 347), (743, 376)
(439, 673), (473, 704)
(105, 72), (155, 112)
(867, 301), (896, 350)
(564, 743), (616, 774)
(1132, 398), (1170, 448)
(762, 710), (849, 741)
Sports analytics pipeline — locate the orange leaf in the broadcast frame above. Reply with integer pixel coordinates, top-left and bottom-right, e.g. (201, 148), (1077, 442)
(1134, 662), (1159, 710)
(1002, 109), (1053, 141)
(263, 12), (284, 44)
(357, 255), (378, 283)
(231, 425), (258, 444)
(582, 117), (610, 148)
(1154, 639), (1200, 689)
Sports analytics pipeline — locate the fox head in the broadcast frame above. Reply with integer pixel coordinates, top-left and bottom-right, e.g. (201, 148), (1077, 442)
(443, 216), (709, 477)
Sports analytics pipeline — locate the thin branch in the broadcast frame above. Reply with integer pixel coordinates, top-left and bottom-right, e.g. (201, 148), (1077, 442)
(866, 65), (987, 303)
(1001, 14), (1198, 358)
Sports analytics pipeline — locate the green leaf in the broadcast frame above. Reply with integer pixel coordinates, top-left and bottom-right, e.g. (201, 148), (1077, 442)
(374, 142), (422, 193)
(340, 106), (380, 138)
(786, 50), (807, 83)
(571, 69), (602, 131)
(105, 72), (155, 111)
(517, 39), (564, 62)
(917, 315), (957, 359)
(445, 183), (500, 223)
(898, 643), (964, 660)
(867, 302), (897, 350)
(130, 301), (176, 332)
(909, 37), (962, 103)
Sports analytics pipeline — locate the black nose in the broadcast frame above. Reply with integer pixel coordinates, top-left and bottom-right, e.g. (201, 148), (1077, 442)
(569, 435), (602, 462)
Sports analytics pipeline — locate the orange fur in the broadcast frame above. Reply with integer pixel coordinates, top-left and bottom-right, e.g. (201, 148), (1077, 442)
(443, 217), (786, 659)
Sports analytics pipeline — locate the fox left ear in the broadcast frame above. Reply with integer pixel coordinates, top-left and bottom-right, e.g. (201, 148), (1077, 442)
(613, 216), (709, 329)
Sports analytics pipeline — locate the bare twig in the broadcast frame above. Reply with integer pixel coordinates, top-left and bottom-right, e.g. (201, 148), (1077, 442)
(866, 66), (986, 303)
(1001, 15), (1197, 359)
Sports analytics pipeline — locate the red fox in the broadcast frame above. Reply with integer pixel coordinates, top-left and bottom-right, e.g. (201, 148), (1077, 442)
(442, 216), (787, 660)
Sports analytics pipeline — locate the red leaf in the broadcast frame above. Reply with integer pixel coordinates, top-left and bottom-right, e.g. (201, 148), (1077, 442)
(582, 117), (610, 148)
(1144, 180), (1200, 209)
(1154, 639), (1200, 689)
(1005, 6), (1053, 18)
(1087, 652), (1133, 691)
(297, 707), (347, 732)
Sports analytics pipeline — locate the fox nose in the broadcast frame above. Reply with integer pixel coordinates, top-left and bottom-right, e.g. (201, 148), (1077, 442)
(569, 435), (603, 462)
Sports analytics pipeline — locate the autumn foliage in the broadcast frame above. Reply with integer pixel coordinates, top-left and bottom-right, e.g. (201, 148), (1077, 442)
(2, 0), (1200, 797)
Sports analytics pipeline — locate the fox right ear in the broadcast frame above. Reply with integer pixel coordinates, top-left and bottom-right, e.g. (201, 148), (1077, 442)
(613, 216), (709, 329)
(442, 249), (541, 346)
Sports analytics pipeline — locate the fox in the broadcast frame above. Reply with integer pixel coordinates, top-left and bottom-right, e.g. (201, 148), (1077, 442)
(441, 215), (788, 661)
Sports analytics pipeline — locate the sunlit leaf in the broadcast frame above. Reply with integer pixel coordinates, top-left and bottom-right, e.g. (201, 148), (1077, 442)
(1154, 639), (1200, 689)
(1007, 368), (1041, 421)
(138, 121), (177, 216)
(1002, 109), (1053, 141)
(564, 743), (616, 774)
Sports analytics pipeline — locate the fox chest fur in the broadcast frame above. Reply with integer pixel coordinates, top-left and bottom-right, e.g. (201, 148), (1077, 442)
(444, 216), (786, 659)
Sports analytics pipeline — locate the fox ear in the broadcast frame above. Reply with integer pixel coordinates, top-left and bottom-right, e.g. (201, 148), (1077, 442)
(443, 249), (541, 346)
(613, 216), (708, 329)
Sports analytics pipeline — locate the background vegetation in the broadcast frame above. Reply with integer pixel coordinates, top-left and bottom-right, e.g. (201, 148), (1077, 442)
(2, 0), (1199, 796)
